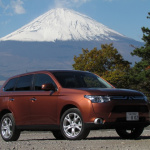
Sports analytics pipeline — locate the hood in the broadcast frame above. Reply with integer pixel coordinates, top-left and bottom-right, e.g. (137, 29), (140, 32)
(79, 88), (144, 96)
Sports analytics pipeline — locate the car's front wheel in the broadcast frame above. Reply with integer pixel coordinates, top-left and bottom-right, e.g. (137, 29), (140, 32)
(116, 126), (144, 139)
(60, 108), (90, 140)
(0, 113), (20, 142)
(52, 130), (65, 140)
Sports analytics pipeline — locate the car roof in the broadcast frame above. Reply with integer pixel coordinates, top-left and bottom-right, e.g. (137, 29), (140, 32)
(8, 70), (89, 79)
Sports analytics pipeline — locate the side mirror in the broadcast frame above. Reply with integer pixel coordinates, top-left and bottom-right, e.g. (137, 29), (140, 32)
(41, 83), (56, 91)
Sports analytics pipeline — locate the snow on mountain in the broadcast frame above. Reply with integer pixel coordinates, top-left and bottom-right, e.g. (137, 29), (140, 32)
(0, 8), (125, 42)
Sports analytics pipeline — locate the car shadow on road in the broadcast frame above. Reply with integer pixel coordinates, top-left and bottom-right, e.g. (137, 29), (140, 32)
(18, 136), (150, 141)
(86, 136), (150, 140)
(140, 136), (150, 140)
(86, 136), (123, 140)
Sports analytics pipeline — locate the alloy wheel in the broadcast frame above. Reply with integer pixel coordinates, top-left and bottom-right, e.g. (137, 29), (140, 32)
(1, 117), (13, 139)
(63, 112), (82, 138)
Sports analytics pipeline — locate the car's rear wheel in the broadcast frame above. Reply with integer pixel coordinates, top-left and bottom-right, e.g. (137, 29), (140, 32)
(116, 126), (144, 139)
(0, 113), (20, 142)
(60, 108), (90, 140)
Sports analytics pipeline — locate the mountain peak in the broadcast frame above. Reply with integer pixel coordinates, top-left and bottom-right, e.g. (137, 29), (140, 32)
(0, 8), (125, 42)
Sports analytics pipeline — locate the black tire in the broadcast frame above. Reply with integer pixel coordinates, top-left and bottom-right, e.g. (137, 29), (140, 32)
(60, 108), (90, 140)
(0, 113), (20, 142)
(116, 127), (144, 139)
(52, 130), (65, 140)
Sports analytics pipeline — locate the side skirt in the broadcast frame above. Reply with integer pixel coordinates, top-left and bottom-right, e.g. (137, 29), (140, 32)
(17, 124), (60, 131)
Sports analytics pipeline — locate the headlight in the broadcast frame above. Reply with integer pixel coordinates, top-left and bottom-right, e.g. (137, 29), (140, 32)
(84, 95), (111, 103)
(144, 96), (148, 102)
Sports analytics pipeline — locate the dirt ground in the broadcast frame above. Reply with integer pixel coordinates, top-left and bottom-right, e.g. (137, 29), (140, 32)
(0, 129), (150, 150)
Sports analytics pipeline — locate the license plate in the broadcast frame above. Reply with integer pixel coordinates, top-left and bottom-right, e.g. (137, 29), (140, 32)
(126, 112), (139, 121)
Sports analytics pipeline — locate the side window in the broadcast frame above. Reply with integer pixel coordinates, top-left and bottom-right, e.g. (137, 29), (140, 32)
(34, 74), (56, 91)
(4, 78), (18, 91)
(15, 75), (33, 91)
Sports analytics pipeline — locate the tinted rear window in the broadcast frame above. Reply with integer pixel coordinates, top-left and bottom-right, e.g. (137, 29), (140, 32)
(4, 78), (18, 91)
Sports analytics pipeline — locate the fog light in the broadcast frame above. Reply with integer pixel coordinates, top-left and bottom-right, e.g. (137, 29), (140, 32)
(94, 118), (104, 124)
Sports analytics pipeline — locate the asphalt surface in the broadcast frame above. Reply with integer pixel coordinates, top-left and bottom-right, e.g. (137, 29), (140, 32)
(0, 129), (150, 150)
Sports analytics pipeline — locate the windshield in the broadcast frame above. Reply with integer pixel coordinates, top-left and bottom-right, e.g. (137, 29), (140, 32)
(52, 71), (113, 89)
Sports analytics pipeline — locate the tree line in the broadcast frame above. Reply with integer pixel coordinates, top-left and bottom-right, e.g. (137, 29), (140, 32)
(72, 12), (150, 94)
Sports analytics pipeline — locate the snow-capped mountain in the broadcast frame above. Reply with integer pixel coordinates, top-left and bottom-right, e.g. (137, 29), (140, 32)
(0, 8), (125, 42)
(0, 8), (143, 83)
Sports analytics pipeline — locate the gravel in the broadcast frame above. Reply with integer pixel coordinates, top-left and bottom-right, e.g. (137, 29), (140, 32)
(0, 129), (150, 150)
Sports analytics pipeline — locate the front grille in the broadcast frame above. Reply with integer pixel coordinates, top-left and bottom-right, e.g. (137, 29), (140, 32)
(112, 105), (149, 113)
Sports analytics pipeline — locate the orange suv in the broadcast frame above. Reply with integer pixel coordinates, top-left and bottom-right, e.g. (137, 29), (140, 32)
(0, 70), (149, 141)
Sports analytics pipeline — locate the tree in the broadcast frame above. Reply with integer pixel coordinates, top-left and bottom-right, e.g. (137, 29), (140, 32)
(130, 12), (150, 93)
(73, 43), (131, 88)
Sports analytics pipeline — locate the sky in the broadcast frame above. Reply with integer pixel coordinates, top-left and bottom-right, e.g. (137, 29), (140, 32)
(0, 0), (150, 42)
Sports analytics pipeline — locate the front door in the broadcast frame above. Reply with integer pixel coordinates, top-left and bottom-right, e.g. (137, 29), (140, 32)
(29, 73), (58, 125)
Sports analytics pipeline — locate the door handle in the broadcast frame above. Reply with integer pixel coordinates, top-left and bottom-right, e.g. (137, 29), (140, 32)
(30, 98), (37, 101)
(9, 98), (14, 101)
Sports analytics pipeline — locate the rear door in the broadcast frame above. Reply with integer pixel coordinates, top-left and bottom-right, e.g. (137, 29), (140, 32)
(4, 75), (33, 125)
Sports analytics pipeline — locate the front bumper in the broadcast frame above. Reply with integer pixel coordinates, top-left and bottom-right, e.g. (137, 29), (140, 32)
(86, 101), (150, 129)
(85, 120), (150, 130)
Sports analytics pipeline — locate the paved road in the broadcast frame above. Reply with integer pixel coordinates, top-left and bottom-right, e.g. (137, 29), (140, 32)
(0, 129), (150, 150)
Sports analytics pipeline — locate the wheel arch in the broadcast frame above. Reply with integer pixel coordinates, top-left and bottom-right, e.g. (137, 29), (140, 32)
(60, 104), (77, 120)
(0, 109), (12, 121)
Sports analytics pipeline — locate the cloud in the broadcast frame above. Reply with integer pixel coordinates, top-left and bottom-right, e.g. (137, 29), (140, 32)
(0, 0), (25, 15)
(54, 0), (91, 8)
(11, 0), (26, 14)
